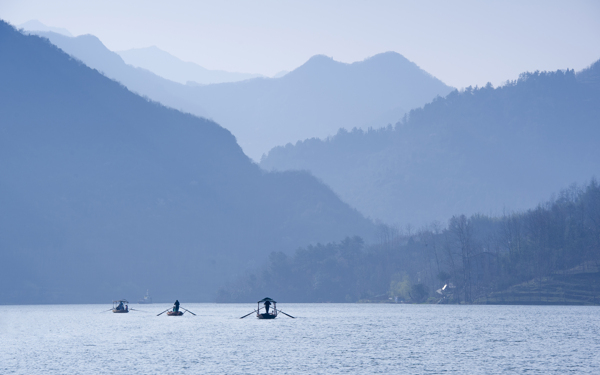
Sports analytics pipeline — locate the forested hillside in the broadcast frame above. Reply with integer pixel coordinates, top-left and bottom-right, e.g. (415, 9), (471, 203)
(0, 21), (374, 304)
(261, 62), (600, 226)
(217, 180), (600, 304)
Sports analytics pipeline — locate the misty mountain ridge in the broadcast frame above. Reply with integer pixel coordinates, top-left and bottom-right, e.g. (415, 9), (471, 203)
(117, 45), (264, 85)
(273, 70), (289, 78)
(0, 20), (374, 304)
(29, 30), (210, 118)
(184, 51), (454, 159)
(261, 61), (600, 226)
(18, 19), (73, 37)
(22, 27), (453, 160)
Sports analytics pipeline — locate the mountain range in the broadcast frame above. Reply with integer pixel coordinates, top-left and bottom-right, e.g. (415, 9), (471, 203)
(117, 46), (264, 85)
(18, 20), (72, 37)
(24, 30), (209, 117)
(0, 20), (374, 304)
(261, 62), (600, 226)
(185, 52), (454, 159)
(23, 27), (453, 159)
(18, 20), (260, 86)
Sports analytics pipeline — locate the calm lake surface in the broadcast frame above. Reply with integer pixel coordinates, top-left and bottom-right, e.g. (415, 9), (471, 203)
(1, 304), (599, 374)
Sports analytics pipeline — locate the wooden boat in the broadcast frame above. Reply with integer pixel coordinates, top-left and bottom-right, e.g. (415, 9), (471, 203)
(257, 312), (277, 319)
(240, 297), (295, 319)
(256, 297), (278, 319)
(112, 299), (129, 313)
(157, 301), (196, 317)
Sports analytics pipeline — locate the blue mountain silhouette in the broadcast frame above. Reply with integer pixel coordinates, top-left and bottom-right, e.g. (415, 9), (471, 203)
(0, 20), (374, 304)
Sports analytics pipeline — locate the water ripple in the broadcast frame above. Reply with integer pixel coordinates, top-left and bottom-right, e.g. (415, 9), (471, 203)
(0, 304), (599, 374)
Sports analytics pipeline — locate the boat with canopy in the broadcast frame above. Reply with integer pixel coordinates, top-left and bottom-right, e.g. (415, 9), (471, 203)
(239, 297), (295, 319)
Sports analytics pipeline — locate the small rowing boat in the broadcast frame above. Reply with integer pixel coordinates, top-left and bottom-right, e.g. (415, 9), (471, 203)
(239, 297), (295, 319)
(156, 300), (197, 317)
(112, 299), (129, 313)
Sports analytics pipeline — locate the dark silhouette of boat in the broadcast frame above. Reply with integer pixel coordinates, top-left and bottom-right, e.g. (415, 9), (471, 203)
(239, 297), (295, 319)
(156, 300), (196, 317)
(112, 299), (129, 313)
(257, 297), (277, 319)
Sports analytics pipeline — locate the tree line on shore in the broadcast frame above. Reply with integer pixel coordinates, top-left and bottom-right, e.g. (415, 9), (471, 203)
(217, 179), (600, 303)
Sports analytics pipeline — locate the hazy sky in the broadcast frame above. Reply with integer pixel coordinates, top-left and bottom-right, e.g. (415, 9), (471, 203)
(2, 0), (599, 88)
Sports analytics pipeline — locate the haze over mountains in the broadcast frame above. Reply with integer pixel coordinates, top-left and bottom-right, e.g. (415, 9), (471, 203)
(262, 63), (600, 226)
(6, 17), (597, 307)
(19, 21), (261, 86)
(18, 20), (72, 37)
(23, 23), (453, 160)
(28, 30), (210, 118)
(117, 46), (263, 85)
(0, 21), (374, 304)
(186, 52), (454, 159)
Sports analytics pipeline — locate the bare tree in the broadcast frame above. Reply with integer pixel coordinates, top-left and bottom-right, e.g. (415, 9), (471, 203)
(449, 215), (473, 302)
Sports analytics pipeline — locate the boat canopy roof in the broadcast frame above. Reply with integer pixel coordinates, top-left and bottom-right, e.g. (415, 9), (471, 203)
(113, 299), (129, 303)
(258, 297), (276, 303)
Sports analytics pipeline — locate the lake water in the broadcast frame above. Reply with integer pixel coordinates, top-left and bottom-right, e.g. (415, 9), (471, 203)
(1, 304), (599, 374)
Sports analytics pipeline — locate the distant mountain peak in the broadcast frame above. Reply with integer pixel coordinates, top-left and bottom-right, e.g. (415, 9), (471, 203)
(300, 54), (341, 67)
(307, 54), (335, 62)
(295, 52), (435, 78)
(74, 33), (104, 46)
(286, 52), (449, 92)
(116, 45), (263, 85)
(362, 51), (411, 64)
(289, 54), (343, 76)
(18, 19), (73, 37)
(301, 52), (412, 68)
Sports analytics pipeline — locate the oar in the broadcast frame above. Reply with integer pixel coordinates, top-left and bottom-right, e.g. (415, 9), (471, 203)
(129, 308), (145, 312)
(181, 307), (196, 316)
(239, 307), (265, 319)
(156, 308), (171, 316)
(101, 308), (113, 313)
(278, 310), (295, 319)
(240, 309), (257, 319)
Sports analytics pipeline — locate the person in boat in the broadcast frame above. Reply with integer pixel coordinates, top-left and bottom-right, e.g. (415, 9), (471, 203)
(264, 300), (271, 314)
(125, 304), (129, 312)
(116, 301), (124, 311)
(173, 300), (180, 313)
